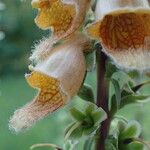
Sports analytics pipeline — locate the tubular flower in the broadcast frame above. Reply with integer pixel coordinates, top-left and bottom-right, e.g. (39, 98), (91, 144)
(87, 0), (150, 71)
(32, 0), (91, 39)
(9, 34), (91, 132)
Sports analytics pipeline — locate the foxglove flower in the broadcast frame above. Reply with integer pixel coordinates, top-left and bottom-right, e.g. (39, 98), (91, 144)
(32, 0), (91, 39)
(9, 34), (91, 132)
(87, 0), (150, 71)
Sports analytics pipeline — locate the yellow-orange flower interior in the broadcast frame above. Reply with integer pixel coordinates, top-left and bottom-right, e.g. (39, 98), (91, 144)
(32, 0), (76, 34)
(88, 10), (150, 52)
(26, 71), (64, 108)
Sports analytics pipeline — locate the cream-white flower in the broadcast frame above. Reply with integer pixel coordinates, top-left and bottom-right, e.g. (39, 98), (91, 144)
(87, 0), (150, 71)
(9, 34), (91, 132)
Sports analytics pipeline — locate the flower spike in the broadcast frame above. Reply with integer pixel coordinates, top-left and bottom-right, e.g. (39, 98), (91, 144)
(32, 0), (91, 40)
(9, 34), (91, 132)
(87, 0), (150, 71)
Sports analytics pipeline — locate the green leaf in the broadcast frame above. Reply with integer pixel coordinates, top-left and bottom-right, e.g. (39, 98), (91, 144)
(105, 143), (117, 150)
(109, 71), (135, 110)
(83, 138), (94, 150)
(120, 121), (142, 140)
(117, 120), (127, 133)
(82, 116), (94, 129)
(105, 135), (118, 150)
(65, 122), (82, 141)
(85, 103), (107, 126)
(105, 61), (118, 80)
(65, 123), (77, 139)
(120, 95), (150, 109)
(85, 103), (96, 115)
(91, 108), (107, 125)
(110, 95), (118, 115)
(67, 103), (107, 141)
(83, 126), (98, 135)
(70, 108), (86, 121)
(78, 84), (95, 103)
(85, 51), (96, 72)
(64, 141), (72, 150)
(132, 81), (150, 93)
(123, 83), (134, 94)
(128, 70), (140, 79)
(67, 127), (83, 140)
(111, 71), (134, 89)
(121, 89), (133, 98)
(111, 79), (121, 108)
(125, 142), (144, 150)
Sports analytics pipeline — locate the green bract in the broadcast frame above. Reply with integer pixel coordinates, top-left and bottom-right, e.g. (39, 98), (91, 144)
(106, 119), (146, 150)
(65, 103), (107, 141)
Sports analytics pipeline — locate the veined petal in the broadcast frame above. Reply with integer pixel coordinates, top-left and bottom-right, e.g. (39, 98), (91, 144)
(9, 72), (66, 132)
(32, 0), (91, 39)
(87, 0), (150, 71)
(9, 34), (91, 132)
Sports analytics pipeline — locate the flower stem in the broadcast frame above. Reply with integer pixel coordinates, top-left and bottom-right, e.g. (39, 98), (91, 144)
(96, 44), (110, 150)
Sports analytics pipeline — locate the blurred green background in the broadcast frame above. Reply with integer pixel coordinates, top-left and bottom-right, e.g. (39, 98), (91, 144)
(0, 0), (150, 150)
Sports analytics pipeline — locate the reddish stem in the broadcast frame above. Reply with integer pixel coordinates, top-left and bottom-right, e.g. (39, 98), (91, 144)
(96, 45), (111, 150)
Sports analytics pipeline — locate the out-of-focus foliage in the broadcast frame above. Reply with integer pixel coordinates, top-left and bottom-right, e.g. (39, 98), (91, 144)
(0, 0), (48, 76)
(0, 1), (5, 41)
